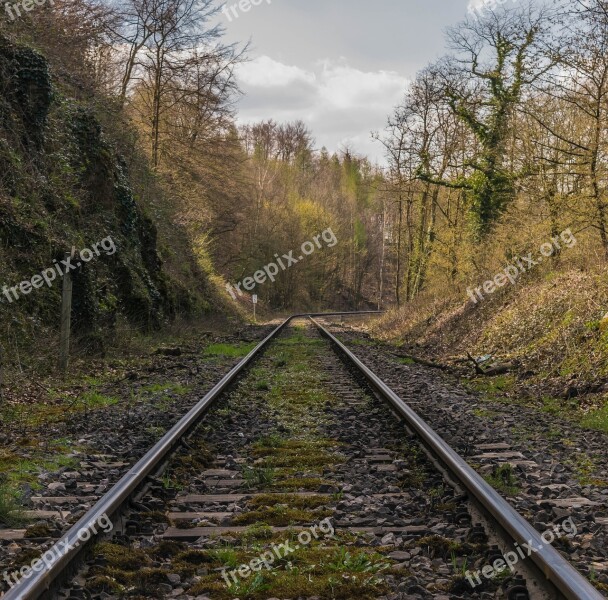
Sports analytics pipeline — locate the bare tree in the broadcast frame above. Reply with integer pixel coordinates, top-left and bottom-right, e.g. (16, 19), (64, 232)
(421, 2), (553, 237)
(377, 67), (463, 301)
(123, 0), (240, 167)
(530, 0), (608, 257)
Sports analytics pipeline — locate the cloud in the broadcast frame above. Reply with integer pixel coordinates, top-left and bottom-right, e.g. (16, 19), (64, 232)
(235, 56), (409, 164)
(466, 0), (521, 16)
(317, 60), (406, 110)
(238, 55), (316, 88)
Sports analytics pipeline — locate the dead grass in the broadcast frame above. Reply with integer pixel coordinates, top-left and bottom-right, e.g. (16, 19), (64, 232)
(371, 264), (608, 432)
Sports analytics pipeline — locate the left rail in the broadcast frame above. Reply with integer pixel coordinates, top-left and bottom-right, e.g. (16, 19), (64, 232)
(3, 319), (295, 600)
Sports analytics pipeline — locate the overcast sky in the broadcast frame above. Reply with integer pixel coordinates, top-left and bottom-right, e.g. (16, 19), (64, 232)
(218, 0), (485, 165)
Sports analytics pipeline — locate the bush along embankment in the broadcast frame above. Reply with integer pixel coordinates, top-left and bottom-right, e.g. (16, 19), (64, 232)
(0, 35), (213, 371)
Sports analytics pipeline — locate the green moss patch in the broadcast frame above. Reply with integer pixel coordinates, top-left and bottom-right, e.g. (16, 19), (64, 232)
(0, 438), (80, 488)
(581, 401), (608, 433)
(0, 484), (27, 527)
(484, 464), (520, 496)
(204, 342), (256, 358)
(232, 506), (331, 527)
(247, 494), (330, 510)
(189, 541), (391, 600)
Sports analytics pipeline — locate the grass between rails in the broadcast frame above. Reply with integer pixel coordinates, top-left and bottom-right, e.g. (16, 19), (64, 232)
(176, 322), (392, 599)
(89, 521), (494, 599)
(91, 531), (391, 600)
(244, 328), (343, 494)
(220, 324), (391, 597)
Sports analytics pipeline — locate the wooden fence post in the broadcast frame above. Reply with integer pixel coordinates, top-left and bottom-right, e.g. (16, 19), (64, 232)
(59, 248), (75, 374)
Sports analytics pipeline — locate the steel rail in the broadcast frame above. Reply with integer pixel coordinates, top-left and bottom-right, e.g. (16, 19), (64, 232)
(2, 311), (383, 600)
(310, 316), (605, 600)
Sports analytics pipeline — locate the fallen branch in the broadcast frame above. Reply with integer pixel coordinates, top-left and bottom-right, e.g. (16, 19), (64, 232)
(482, 363), (515, 376)
(466, 352), (516, 376)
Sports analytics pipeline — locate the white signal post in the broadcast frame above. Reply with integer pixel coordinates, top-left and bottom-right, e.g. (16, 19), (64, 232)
(252, 294), (258, 323)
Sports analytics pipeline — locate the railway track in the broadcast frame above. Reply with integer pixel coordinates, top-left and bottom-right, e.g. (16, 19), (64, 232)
(0, 314), (604, 600)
